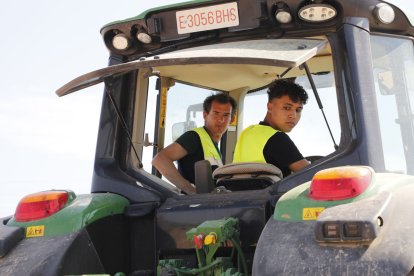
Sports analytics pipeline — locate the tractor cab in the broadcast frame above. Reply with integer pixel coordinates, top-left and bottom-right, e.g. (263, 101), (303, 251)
(2, 0), (414, 275)
(58, 36), (339, 193)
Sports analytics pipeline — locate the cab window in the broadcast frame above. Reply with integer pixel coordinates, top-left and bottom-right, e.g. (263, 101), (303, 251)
(371, 35), (414, 174)
(142, 77), (216, 173)
(243, 72), (340, 159)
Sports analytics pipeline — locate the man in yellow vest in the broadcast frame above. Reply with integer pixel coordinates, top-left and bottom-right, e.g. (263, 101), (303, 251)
(233, 80), (309, 177)
(152, 93), (236, 194)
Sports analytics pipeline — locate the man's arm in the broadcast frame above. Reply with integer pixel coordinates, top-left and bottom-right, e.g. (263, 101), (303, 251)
(289, 158), (310, 172)
(265, 132), (310, 174)
(152, 142), (196, 194)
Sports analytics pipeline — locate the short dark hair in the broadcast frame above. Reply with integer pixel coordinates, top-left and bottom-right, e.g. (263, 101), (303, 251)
(203, 93), (237, 116)
(267, 80), (308, 104)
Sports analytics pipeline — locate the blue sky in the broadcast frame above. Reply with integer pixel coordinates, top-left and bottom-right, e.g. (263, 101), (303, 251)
(0, 0), (176, 216)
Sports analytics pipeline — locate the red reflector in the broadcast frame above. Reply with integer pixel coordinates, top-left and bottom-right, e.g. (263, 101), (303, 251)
(193, 234), (204, 249)
(309, 166), (372, 201)
(14, 191), (69, 222)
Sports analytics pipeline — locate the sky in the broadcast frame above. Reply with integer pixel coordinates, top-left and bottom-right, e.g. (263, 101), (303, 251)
(0, 0), (177, 217)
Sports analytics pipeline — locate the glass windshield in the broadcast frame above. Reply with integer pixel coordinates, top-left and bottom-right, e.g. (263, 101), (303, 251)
(371, 34), (414, 174)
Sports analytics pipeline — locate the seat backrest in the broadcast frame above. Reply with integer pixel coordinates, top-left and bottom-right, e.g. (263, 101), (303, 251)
(194, 160), (215, 193)
(212, 162), (283, 191)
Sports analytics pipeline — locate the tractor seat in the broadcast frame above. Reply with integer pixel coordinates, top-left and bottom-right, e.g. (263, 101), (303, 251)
(212, 162), (283, 191)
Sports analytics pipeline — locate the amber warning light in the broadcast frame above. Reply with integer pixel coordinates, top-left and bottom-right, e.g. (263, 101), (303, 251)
(14, 191), (70, 222)
(309, 166), (372, 201)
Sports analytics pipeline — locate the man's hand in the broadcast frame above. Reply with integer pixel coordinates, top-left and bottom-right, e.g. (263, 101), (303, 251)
(182, 183), (196, 195)
(289, 158), (310, 172)
(152, 142), (196, 194)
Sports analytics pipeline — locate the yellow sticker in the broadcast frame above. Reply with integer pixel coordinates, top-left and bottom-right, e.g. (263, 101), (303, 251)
(302, 207), (325, 220)
(26, 225), (45, 238)
(158, 87), (168, 129)
(230, 111), (238, 126)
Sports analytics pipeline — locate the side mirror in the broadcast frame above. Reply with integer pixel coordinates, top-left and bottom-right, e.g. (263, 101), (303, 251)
(172, 121), (197, 141)
(378, 70), (395, 95)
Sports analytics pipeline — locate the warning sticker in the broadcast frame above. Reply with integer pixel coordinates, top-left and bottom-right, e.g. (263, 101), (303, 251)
(159, 87), (168, 129)
(26, 225), (45, 238)
(230, 111), (237, 127)
(302, 207), (325, 220)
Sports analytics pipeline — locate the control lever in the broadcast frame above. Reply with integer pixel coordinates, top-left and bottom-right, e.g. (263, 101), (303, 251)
(143, 133), (157, 147)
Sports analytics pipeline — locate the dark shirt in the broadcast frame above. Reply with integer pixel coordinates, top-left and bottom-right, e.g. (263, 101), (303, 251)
(259, 121), (304, 177)
(175, 128), (220, 183)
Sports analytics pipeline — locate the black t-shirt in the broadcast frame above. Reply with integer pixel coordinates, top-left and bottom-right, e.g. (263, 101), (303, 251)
(260, 122), (304, 177)
(175, 129), (220, 184)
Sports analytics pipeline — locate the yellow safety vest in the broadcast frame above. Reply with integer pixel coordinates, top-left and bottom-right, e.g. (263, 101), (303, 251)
(193, 127), (223, 167)
(233, 125), (278, 163)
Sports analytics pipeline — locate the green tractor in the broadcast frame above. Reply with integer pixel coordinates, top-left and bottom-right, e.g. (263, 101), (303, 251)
(2, 0), (414, 275)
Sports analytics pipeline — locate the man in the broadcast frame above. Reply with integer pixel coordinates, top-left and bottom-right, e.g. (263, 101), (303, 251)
(233, 80), (309, 177)
(152, 93), (236, 194)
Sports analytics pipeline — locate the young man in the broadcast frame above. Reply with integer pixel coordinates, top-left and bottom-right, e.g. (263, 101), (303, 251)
(152, 93), (236, 194)
(233, 80), (309, 177)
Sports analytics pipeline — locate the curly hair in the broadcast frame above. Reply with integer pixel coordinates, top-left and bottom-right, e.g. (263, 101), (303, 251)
(267, 80), (308, 104)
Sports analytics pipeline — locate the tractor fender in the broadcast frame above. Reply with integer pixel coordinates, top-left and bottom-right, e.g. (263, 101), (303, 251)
(253, 182), (414, 275)
(0, 193), (130, 275)
(0, 228), (104, 276)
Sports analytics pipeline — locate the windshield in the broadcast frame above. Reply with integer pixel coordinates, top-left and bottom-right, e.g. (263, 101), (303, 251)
(371, 34), (414, 174)
(56, 38), (327, 96)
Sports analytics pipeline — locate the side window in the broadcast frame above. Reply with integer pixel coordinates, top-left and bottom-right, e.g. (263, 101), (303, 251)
(142, 78), (215, 173)
(164, 83), (213, 146)
(243, 73), (340, 158)
(142, 77), (158, 173)
(371, 35), (414, 174)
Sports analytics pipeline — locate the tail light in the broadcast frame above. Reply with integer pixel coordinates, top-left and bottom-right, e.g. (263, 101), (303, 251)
(309, 166), (372, 201)
(14, 191), (71, 222)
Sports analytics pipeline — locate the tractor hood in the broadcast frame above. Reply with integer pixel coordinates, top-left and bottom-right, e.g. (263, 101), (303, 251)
(56, 38), (329, 96)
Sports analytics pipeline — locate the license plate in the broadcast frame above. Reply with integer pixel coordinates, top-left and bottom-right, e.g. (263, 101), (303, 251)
(176, 2), (239, 35)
